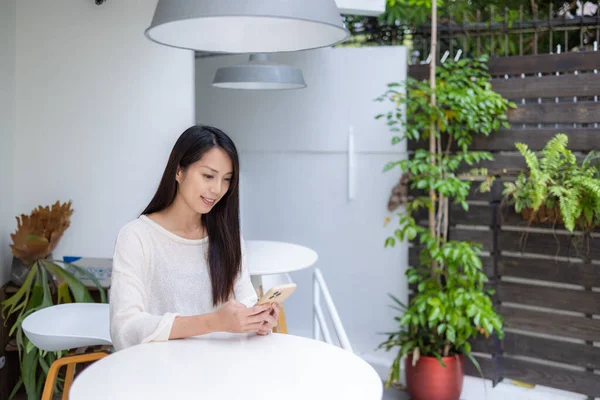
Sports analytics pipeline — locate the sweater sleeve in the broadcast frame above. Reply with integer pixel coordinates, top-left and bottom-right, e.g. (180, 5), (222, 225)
(109, 225), (179, 351)
(233, 236), (258, 307)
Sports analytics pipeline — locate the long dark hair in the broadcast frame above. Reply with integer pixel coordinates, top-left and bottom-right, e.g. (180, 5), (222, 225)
(142, 125), (241, 307)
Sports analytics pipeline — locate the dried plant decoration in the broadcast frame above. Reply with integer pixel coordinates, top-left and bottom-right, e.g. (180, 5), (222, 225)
(10, 201), (74, 265)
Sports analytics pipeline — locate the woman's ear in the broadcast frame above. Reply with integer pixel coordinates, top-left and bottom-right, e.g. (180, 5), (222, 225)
(175, 166), (182, 183)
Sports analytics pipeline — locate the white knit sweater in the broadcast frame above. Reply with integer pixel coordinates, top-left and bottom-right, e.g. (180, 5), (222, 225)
(109, 215), (258, 351)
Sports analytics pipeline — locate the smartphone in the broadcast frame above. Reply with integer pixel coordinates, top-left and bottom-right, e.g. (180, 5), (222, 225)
(257, 283), (297, 305)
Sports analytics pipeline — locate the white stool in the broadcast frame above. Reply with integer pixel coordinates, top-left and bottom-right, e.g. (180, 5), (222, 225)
(22, 303), (112, 400)
(245, 240), (318, 333)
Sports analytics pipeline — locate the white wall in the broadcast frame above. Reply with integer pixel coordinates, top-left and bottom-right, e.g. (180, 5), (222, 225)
(0, 0), (16, 285)
(196, 47), (409, 367)
(14, 0), (195, 259)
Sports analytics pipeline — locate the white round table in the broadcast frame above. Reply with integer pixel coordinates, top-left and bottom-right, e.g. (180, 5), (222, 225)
(70, 333), (383, 400)
(245, 240), (318, 277)
(245, 241), (318, 334)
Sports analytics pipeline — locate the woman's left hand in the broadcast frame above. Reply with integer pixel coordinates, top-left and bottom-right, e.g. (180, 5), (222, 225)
(256, 303), (279, 335)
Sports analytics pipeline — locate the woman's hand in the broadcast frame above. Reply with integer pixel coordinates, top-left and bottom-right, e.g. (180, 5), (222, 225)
(215, 300), (272, 333)
(257, 303), (280, 336)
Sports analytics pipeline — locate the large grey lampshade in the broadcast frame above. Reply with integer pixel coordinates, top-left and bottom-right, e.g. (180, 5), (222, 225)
(145, 0), (349, 53)
(213, 54), (306, 90)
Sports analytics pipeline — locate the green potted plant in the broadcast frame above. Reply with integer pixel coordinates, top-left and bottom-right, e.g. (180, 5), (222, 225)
(2, 201), (107, 400)
(503, 133), (600, 235)
(376, 56), (512, 400)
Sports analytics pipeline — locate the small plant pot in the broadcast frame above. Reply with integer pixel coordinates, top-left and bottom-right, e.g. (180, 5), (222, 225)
(10, 255), (54, 287)
(10, 257), (32, 286)
(520, 205), (563, 225)
(405, 354), (464, 400)
(520, 205), (600, 230)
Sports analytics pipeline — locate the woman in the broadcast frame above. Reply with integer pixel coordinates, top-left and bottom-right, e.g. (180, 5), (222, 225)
(109, 125), (279, 351)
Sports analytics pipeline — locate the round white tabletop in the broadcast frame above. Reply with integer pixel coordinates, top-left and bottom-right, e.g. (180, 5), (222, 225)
(70, 333), (382, 400)
(245, 240), (318, 276)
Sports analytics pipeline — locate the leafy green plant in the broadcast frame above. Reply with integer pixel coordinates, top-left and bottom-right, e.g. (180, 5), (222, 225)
(1, 202), (107, 400)
(383, 0), (439, 28)
(376, 56), (513, 387)
(503, 134), (600, 234)
(341, 0), (582, 55)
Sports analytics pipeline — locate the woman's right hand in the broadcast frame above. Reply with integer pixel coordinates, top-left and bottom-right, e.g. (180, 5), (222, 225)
(215, 300), (273, 333)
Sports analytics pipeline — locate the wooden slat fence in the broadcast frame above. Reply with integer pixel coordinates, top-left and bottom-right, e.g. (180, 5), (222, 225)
(407, 50), (600, 398)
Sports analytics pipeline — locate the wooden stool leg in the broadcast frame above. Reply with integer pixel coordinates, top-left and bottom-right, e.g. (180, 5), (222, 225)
(42, 359), (62, 400)
(274, 304), (288, 334)
(62, 363), (76, 400)
(42, 352), (109, 400)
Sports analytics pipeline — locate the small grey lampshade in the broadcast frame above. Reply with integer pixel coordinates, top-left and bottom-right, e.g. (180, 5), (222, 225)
(213, 54), (307, 90)
(145, 0), (349, 53)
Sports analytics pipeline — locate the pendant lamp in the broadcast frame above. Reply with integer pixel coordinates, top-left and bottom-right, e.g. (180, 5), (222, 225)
(212, 54), (306, 90)
(145, 0), (349, 53)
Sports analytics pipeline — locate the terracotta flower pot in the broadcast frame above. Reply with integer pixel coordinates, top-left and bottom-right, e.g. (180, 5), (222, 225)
(405, 354), (464, 400)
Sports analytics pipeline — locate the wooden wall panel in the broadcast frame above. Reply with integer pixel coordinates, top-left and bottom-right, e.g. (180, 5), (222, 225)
(496, 282), (600, 314)
(488, 51), (600, 76)
(498, 357), (600, 398)
(450, 228), (494, 252)
(491, 73), (600, 99)
(408, 51), (600, 397)
(503, 333), (600, 370)
(464, 356), (498, 381)
(498, 230), (600, 259)
(498, 256), (600, 286)
(500, 306), (600, 342)
(507, 102), (600, 124)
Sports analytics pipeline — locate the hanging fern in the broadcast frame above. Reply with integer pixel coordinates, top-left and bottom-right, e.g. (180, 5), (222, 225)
(513, 142), (548, 211)
(540, 134), (572, 172)
(555, 186), (580, 232)
(504, 133), (600, 235)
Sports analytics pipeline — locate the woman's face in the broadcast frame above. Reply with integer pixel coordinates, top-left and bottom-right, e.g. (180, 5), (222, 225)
(176, 147), (233, 214)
